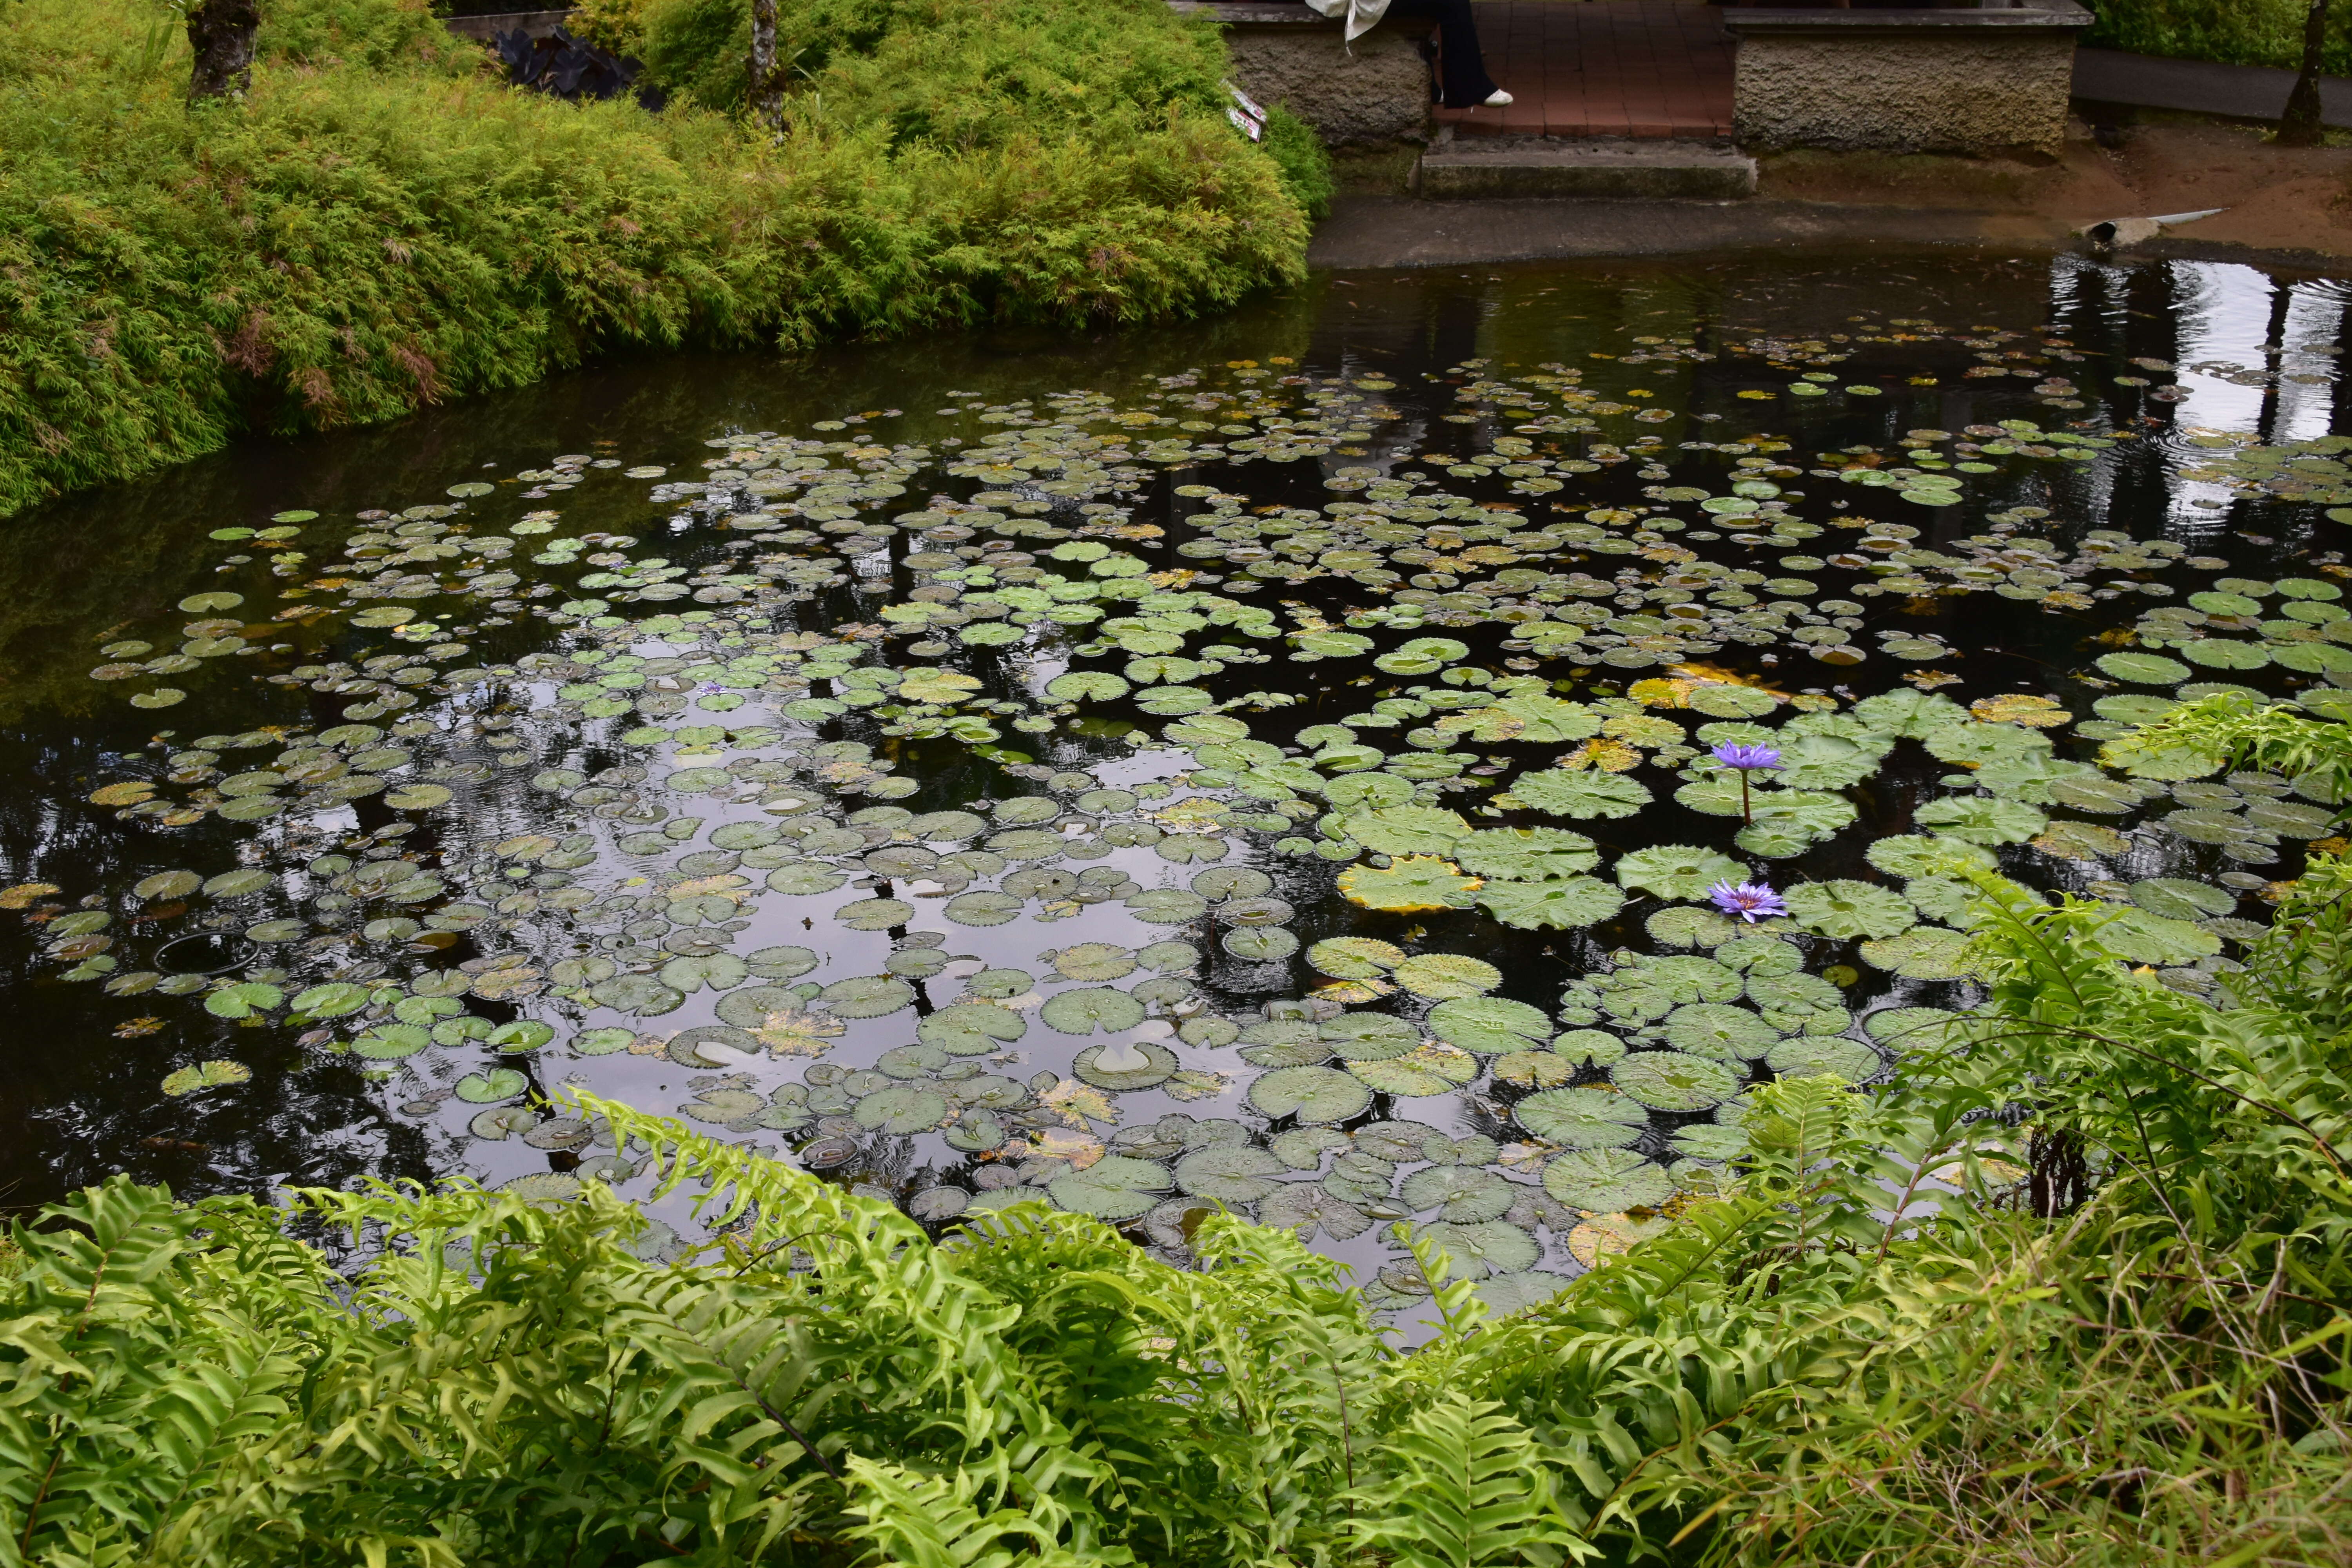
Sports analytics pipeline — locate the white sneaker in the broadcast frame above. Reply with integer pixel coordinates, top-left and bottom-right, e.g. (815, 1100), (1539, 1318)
(1483, 89), (1514, 107)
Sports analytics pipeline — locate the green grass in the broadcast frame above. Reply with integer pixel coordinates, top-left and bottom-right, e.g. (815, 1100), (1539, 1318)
(0, 0), (1316, 522)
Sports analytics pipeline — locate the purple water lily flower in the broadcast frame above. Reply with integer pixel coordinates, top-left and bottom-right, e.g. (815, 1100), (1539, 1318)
(1709, 880), (1789, 924)
(1711, 743), (1782, 823)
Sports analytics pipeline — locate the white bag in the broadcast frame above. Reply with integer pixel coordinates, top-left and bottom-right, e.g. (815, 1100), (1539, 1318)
(1301, 0), (1392, 43)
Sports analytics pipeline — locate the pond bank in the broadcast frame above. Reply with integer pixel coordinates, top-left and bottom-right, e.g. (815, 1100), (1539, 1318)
(1312, 122), (2352, 272)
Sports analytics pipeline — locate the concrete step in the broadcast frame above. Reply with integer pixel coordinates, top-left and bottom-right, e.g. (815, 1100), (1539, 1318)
(1416, 139), (1756, 201)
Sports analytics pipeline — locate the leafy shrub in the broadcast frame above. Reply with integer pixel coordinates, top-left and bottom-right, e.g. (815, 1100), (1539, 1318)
(564, 0), (655, 58)
(0, 0), (1310, 521)
(257, 0), (458, 69)
(2085, 0), (2352, 78)
(1264, 104), (1335, 221)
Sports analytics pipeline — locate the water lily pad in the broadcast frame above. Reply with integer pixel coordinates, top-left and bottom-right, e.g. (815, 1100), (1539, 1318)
(2128, 877), (2235, 920)
(1392, 953), (1501, 999)
(1542, 1148), (1673, 1212)
(1248, 1065), (1373, 1124)
(854, 1084), (950, 1134)
(1426, 996), (1551, 1054)
(819, 975), (916, 1018)
(1127, 888), (1209, 924)
(2095, 652), (2192, 685)
(1400, 1165), (1514, 1222)
(2098, 906), (2223, 965)
(1322, 1013), (1421, 1061)
(1346, 805), (1470, 855)
(1453, 827), (1600, 880)
(746, 945), (819, 979)
(658, 953), (748, 993)
(1514, 1087), (1648, 1149)
(1041, 986), (1147, 1034)
(1765, 1035), (1882, 1082)
(1611, 1050), (1739, 1111)
(589, 973), (686, 1016)
(1174, 1145), (1286, 1203)
(1049, 1155), (1172, 1219)
(1782, 880), (1916, 940)
(1222, 926), (1300, 962)
(1615, 845), (1747, 902)
(1074, 1040), (1178, 1090)
(455, 1068), (530, 1103)
(203, 981), (283, 1019)
(1338, 856), (1481, 912)
(1303, 937), (1403, 980)
(1475, 875), (1624, 930)
(918, 1002), (1026, 1053)
(1664, 1002), (1779, 1059)
(1857, 926), (1977, 980)
(1511, 769), (1653, 818)
(1348, 1042), (1478, 1095)
(161, 1060), (250, 1096)
(1915, 797), (2047, 846)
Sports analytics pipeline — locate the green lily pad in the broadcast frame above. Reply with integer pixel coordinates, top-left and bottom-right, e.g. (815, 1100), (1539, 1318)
(1857, 927), (1978, 980)
(1426, 996), (1552, 1054)
(1514, 1087), (1648, 1149)
(1348, 1043), (1479, 1095)
(1663, 1002), (1779, 1059)
(1248, 1065), (1374, 1124)
(1392, 953), (1501, 999)
(1782, 880), (1916, 940)
(1346, 805), (1471, 855)
(1542, 1148), (1674, 1212)
(2095, 652), (2192, 685)
(819, 975), (917, 1018)
(1475, 876), (1625, 930)
(854, 1084), (951, 1134)
(2098, 906), (2223, 965)
(455, 1068), (529, 1103)
(1615, 845), (1747, 902)
(1049, 1156), (1172, 1220)
(1511, 769), (1653, 819)
(1764, 1035), (1882, 1082)
(161, 1060), (250, 1096)
(1400, 1165), (1514, 1222)
(1611, 1050), (1740, 1111)
(1040, 987), (1147, 1034)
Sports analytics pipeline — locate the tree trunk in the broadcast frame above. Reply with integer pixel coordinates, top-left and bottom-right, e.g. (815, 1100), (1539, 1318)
(2028, 1126), (2090, 1220)
(748, 0), (782, 131)
(2278, 0), (2332, 147)
(185, 0), (261, 102)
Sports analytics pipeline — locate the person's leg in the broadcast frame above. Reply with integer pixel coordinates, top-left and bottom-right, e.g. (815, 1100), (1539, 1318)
(1388, 0), (1502, 108)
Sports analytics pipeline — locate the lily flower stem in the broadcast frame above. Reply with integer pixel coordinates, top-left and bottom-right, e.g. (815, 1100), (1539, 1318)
(1740, 770), (1751, 826)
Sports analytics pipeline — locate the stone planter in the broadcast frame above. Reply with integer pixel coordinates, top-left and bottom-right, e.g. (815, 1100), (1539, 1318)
(1724, 3), (2092, 159)
(1171, 2), (1433, 147)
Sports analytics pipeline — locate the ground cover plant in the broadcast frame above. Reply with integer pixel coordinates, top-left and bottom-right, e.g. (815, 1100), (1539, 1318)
(0, 0), (1314, 521)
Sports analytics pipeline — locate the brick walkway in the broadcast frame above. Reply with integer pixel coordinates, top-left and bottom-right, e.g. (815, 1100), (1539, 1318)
(1436, 1), (1736, 140)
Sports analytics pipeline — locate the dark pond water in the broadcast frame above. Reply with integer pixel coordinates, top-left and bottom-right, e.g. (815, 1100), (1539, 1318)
(5, 252), (2348, 1310)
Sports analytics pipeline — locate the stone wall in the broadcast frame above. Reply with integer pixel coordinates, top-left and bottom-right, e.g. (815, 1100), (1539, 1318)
(1174, 3), (1433, 147)
(1727, 9), (2091, 159)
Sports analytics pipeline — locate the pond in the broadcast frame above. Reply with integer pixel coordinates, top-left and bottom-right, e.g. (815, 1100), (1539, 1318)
(4, 251), (2348, 1312)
